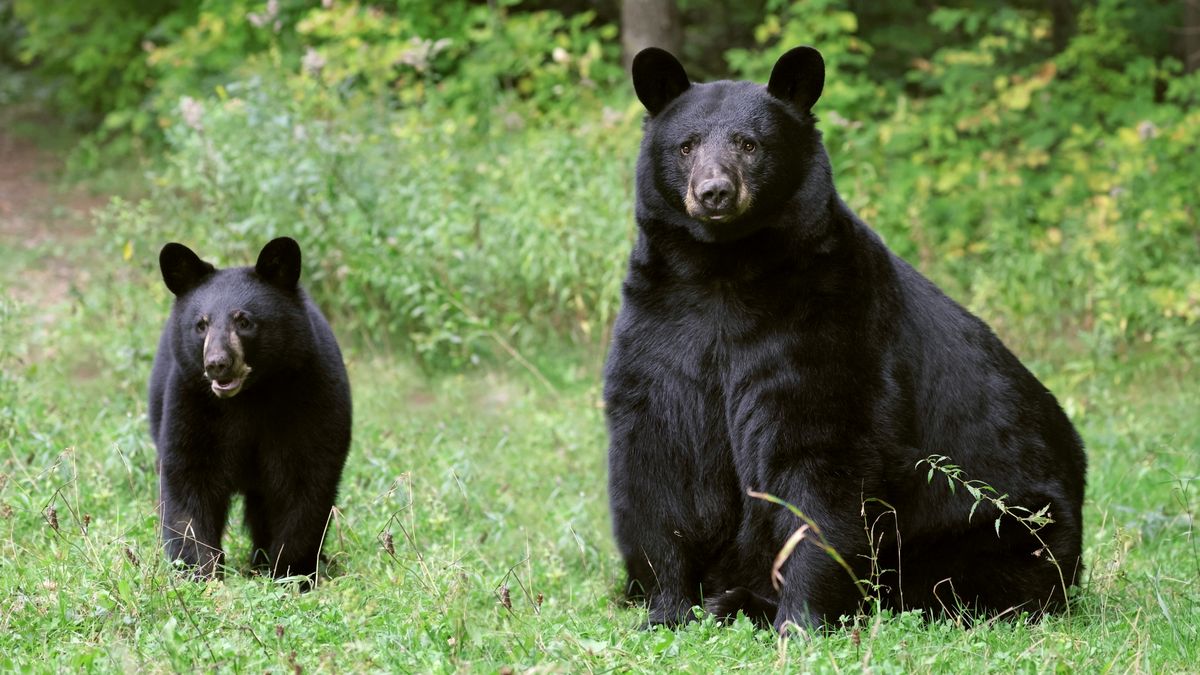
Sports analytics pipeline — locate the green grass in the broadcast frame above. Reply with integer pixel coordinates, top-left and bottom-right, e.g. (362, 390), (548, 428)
(1, 203), (1197, 674)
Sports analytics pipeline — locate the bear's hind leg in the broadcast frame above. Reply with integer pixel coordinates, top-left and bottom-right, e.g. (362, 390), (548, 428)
(894, 519), (1081, 622)
(256, 487), (338, 585)
(244, 491), (273, 569)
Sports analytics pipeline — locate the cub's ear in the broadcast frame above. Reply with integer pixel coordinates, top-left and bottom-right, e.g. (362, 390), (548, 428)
(767, 46), (824, 112)
(255, 236), (302, 290)
(159, 243), (215, 297)
(632, 47), (691, 116)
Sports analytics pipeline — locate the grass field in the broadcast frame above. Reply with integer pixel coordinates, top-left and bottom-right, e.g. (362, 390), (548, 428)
(1, 155), (1197, 673)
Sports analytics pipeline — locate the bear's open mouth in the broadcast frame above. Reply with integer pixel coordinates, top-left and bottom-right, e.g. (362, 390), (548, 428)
(210, 376), (245, 398)
(696, 210), (746, 226)
(687, 203), (747, 224)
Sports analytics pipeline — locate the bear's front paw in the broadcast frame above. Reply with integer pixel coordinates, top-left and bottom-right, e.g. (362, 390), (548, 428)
(706, 587), (777, 628)
(643, 597), (701, 629)
(168, 550), (224, 581)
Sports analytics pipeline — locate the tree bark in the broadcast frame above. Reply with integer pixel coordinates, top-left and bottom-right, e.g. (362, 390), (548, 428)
(1186, 0), (1200, 73)
(620, 0), (683, 72)
(1050, 0), (1077, 53)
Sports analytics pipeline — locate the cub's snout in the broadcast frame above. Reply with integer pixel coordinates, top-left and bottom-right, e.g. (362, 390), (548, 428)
(199, 315), (252, 398)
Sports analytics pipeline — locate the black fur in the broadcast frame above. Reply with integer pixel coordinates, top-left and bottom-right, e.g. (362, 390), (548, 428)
(149, 237), (352, 584)
(605, 47), (1086, 632)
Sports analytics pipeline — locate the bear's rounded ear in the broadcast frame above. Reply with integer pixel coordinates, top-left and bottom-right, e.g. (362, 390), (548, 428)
(159, 243), (215, 297)
(767, 46), (824, 113)
(632, 47), (691, 116)
(255, 237), (302, 290)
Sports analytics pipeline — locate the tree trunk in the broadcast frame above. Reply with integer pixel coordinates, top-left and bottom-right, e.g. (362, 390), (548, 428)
(620, 0), (683, 72)
(1186, 0), (1200, 73)
(1050, 0), (1077, 53)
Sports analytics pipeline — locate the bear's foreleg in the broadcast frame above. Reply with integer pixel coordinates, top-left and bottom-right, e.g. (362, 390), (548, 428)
(761, 466), (873, 633)
(735, 397), (879, 632)
(158, 468), (231, 579)
(608, 418), (709, 628)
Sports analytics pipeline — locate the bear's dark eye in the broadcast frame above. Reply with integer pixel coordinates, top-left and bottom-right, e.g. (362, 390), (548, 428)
(194, 318), (208, 334)
(234, 315), (252, 331)
(679, 142), (692, 156)
(742, 140), (757, 153)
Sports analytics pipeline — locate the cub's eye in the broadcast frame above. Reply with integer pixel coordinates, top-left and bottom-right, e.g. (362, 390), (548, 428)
(679, 142), (692, 156)
(741, 140), (757, 153)
(194, 318), (208, 334)
(234, 315), (252, 331)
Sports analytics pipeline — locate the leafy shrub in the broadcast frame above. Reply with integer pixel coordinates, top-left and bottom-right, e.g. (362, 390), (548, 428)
(86, 0), (1199, 372)
(289, 1), (622, 127)
(11, 0), (621, 155)
(11, 0), (188, 146)
(106, 69), (636, 367)
(0, 0), (29, 104)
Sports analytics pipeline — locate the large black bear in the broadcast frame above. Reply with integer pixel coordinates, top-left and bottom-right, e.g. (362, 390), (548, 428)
(604, 47), (1086, 632)
(149, 237), (352, 583)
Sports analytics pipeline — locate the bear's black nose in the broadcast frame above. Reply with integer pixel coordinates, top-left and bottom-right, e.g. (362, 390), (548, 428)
(205, 353), (232, 380)
(697, 177), (734, 210)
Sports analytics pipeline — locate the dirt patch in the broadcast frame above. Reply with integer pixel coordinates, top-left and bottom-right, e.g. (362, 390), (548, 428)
(0, 128), (108, 307)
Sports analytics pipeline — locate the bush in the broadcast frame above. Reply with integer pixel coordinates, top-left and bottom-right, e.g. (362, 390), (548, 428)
(106, 68), (636, 367)
(84, 0), (1199, 372)
(11, 1), (622, 152)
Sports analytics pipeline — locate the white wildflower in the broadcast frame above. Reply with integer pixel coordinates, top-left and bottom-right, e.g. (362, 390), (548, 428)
(179, 96), (204, 131)
(302, 47), (326, 75)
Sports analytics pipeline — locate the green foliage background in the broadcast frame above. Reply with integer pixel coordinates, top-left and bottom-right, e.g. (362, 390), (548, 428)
(14, 0), (1194, 369)
(1, 0), (1198, 671)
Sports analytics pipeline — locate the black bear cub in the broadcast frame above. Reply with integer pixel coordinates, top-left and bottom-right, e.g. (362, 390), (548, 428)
(605, 47), (1086, 632)
(149, 237), (352, 584)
